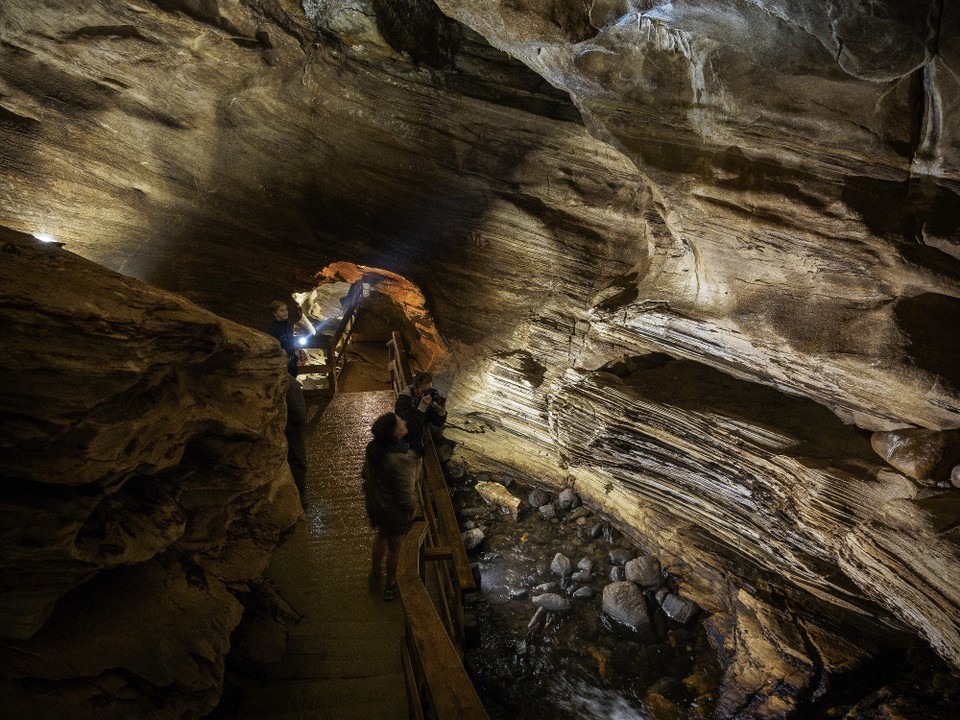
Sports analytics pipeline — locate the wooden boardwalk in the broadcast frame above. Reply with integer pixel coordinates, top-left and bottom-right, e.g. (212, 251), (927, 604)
(236, 391), (408, 720)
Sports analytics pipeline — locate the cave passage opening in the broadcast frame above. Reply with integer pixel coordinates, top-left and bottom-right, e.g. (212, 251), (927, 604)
(289, 261), (451, 395)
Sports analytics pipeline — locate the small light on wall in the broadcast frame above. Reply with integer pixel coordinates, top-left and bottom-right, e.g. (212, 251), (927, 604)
(33, 232), (57, 243)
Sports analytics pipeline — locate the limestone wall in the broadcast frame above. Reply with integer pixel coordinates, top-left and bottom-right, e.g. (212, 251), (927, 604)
(0, 229), (301, 718)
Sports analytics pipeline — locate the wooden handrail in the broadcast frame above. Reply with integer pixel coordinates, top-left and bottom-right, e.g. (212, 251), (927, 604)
(398, 522), (487, 720)
(423, 432), (476, 595)
(390, 332), (488, 720)
(300, 281), (365, 400)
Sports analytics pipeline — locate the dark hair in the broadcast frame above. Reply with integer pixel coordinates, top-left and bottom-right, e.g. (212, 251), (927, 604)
(371, 412), (399, 442)
(412, 371), (433, 389)
(367, 412), (399, 464)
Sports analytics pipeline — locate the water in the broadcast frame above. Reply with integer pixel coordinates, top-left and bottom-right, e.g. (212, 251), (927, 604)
(451, 470), (960, 720)
(452, 478), (720, 720)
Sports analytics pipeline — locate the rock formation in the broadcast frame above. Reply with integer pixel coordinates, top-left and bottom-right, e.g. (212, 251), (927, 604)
(0, 229), (301, 717)
(2, 0), (960, 716)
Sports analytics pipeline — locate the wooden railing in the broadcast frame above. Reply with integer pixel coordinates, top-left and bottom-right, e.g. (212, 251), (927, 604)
(299, 281), (365, 402)
(327, 281), (364, 384)
(388, 332), (488, 720)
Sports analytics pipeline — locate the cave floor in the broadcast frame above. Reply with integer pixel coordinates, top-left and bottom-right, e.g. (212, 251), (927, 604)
(235, 390), (408, 719)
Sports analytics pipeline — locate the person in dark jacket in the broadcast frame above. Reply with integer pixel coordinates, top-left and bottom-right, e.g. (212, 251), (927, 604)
(267, 300), (306, 376)
(285, 371), (307, 498)
(394, 371), (449, 455)
(362, 412), (420, 600)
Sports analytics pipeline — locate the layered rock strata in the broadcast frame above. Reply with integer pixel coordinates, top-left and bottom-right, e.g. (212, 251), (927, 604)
(0, 229), (301, 718)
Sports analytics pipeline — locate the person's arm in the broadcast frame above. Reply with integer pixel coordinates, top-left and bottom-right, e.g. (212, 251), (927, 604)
(395, 393), (430, 444)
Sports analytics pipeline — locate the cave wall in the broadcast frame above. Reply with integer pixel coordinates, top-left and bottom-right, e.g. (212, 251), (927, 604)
(2, 0), (960, 715)
(0, 228), (301, 717)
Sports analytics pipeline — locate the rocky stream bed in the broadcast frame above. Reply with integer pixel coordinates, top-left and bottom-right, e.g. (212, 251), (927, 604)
(447, 461), (960, 720)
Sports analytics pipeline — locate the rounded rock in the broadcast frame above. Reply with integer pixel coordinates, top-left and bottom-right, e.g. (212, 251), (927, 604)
(557, 487), (581, 511)
(602, 581), (650, 630)
(571, 570), (592, 583)
(528, 488), (552, 508)
(660, 592), (699, 624)
(551, 552), (573, 577)
(870, 428), (960, 482)
(624, 555), (661, 588)
(461, 528), (484, 551)
(532, 592), (572, 613)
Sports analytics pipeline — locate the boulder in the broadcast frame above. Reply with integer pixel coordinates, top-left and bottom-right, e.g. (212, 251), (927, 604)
(610, 566), (625, 582)
(952, 465), (960, 489)
(573, 586), (595, 600)
(659, 592), (699, 624)
(602, 581), (651, 630)
(625, 556), (662, 588)
(577, 557), (594, 573)
(871, 429), (960, 483)
(532, 593), (572, 613)
(557, 488), (581, 511)
(539, 503), (557, 521)
(475, 481), (522, 520)
(551, 553), (572, 577)
(609, 548), (634, 565)
(461, 528), (485, 551)
(571, 570), (592, 584)
(528, 488), (552, 508)
(0, 234), (300, 717)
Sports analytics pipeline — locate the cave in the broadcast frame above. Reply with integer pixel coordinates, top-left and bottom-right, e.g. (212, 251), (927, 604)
(2, 0), (960, 718)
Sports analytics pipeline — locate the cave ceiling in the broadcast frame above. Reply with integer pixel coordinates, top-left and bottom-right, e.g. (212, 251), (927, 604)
(3, 0), (960, 692)
(2, 0), (958, 428)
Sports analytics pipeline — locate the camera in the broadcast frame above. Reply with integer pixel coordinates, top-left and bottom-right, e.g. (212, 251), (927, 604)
(427, 388), (447, 406)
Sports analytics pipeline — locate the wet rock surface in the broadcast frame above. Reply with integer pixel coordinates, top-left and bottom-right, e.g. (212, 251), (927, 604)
(0, 232), (300, 718)
(453, 468), (721, 717)
(451, 460), (960, 719)
(871, 428), (960, 483)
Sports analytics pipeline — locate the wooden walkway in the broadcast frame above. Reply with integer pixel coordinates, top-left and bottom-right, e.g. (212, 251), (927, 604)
(236, 390), (407, 720)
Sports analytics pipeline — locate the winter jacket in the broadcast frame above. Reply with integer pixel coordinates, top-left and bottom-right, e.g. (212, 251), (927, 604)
(395, 386), (446, 454)
(362, 442), (419, 535)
